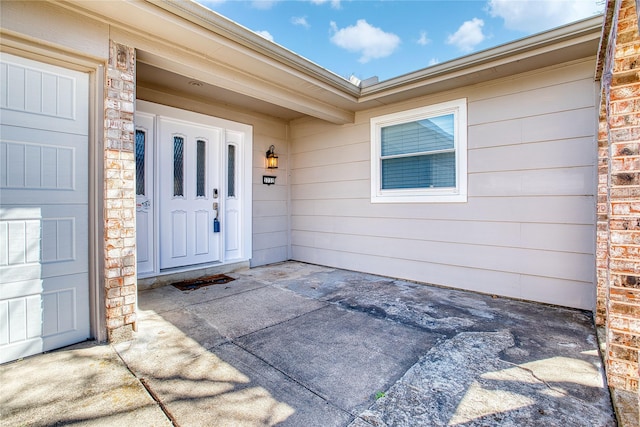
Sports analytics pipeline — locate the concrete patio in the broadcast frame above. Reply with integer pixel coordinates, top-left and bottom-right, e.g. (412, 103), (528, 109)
(1, 262), (617, 426)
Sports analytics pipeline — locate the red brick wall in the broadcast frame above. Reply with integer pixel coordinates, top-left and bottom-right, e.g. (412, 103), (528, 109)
(104, 41), (137, 342)
(598, 0), (640, 393)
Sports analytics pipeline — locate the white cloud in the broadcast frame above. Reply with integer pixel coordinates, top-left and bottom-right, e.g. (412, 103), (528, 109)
(429, 58), (440, 66)
(417, 30), (431, 46)
(255, 30), (274, 41)
(251, 0), (277, 10)
(291, 16), (310, 28)
(487, 0), (603, 33)
(311, 0), (341, 9)
(330, 19), (401, 63)
(446, 18), (485, 52)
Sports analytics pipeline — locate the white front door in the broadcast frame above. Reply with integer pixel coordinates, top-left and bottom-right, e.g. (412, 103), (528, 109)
(159, 117), (221, 269)
(0, 53), (90, 363)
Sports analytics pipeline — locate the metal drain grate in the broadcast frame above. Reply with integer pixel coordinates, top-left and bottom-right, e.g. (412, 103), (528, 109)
(171, 274), (235, 291)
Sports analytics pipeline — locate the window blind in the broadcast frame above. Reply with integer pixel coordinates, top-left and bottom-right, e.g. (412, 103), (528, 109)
(380, 114), (455, 189)
(382, 152), (455, 189)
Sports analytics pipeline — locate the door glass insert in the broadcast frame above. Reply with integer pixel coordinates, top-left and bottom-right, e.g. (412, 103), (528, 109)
(173, 136), (184, 197)
(227, 144), (236, 198)
(135, 130), (145, 195)
(196, 139), (206, 197)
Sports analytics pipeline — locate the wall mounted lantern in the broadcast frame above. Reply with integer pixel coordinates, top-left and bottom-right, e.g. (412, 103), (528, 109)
(266, 145), (278, 169)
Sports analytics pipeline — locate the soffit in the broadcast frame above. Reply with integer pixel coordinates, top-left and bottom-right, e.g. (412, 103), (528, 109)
(136, 61), (305, 121)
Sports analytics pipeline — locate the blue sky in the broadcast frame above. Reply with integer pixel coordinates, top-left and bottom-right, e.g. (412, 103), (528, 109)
(198, 0), (604, 82)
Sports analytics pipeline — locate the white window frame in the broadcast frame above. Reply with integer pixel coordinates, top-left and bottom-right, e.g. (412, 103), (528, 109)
(370, 98), (467, 203)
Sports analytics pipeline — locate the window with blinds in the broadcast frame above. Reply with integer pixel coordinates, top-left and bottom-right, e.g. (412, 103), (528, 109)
(370, 98), (467, 203)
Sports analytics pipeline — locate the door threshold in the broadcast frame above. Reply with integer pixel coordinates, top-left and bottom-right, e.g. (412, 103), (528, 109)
(137, 260), (250, 291)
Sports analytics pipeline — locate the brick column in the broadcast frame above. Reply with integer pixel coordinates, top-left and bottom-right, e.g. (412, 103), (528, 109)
(598, 0), (640, 393)
(104, 41), (137, 342)
(597, 86), (611, 327)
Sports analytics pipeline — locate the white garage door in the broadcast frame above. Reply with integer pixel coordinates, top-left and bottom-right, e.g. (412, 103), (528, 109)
(0, 53), (90, 363)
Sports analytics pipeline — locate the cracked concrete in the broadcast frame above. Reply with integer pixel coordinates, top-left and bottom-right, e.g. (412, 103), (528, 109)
(0, 261), (617, 426)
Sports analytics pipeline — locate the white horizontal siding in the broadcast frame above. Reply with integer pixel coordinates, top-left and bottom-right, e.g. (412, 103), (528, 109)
(289, 58), (598, 309)
(468, 109), (596, 150)
(292, 216), (594, 253)
(469, 136), (595, 172)
(468, 79), (595, 126)
(469, 167), (595, 197)
(291, 230), (593, 282)
(292, 196), (594, 224)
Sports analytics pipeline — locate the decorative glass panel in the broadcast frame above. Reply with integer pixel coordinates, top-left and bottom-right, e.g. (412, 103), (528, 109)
(227, 144), (236, 198)
(135, 130), (145, 195)
(173, 136), (184, 197)
(196, 140), (206, 197)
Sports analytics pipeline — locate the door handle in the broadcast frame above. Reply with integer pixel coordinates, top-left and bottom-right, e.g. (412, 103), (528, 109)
(136, 199), (151, 212)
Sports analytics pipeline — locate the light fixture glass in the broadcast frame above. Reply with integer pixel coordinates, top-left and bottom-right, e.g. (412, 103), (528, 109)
(266, 145), (278, 169)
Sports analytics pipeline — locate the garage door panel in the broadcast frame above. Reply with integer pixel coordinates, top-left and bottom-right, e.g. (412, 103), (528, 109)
(0, 276), (88, 363)
(0, 205), (88, 281)
(43, 287), (76, 337)
(0, 55), (88, 135)
(0, 128), (88, 205)
(0, 278), (42, 300)
(40, 274), (89, 350)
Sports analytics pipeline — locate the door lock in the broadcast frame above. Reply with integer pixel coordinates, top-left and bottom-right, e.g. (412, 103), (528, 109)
(213, 188), (219, 199)
(212, 201), (220, 233)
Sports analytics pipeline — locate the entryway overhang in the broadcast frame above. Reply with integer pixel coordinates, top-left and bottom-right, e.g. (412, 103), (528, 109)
(56, 0), (357, 125)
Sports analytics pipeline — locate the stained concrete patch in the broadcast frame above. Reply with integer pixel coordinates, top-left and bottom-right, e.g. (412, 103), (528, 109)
(351, 331), (616, 427)
(236, 304), (441, 414)
(0, 342), (170, 427)
(273, 269), (496, 331)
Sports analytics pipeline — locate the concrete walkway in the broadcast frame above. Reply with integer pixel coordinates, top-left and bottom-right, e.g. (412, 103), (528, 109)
(1, 262), (617, 426)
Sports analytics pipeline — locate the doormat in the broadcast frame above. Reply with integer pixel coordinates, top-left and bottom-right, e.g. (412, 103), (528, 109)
(172, 274), (235, 291)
